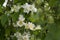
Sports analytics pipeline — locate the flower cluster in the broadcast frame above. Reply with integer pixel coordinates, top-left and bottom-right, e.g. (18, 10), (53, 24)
(14, 32), (22, 40)
(11, 3), (37, 13)
(15, 14), (42, 31)
(3, 1), (37, 13)
(24, 22), (41, 31)
(2, 0), (42, 40)
(21, 3), (37, 13)
(14, 32), (30, 40)
(11, 5), (21, 12)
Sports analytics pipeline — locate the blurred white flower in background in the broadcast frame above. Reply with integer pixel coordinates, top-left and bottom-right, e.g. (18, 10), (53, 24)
(44, 2), (50, 11)
(34, 25), (41, 30)
(14, 32), (22, 38)
(19, 15), (25, 21)
(13, 23), (18, 27)
(14, 32), (22, 40)
(22, 32), (30, 40)
(11, 5), (21, 12)
(14, 32), (30, 40)
(21, 3), (37, 13)
(30, 4), (37, 12)
(17, 15), (25, 27)
(22, 34), (30, 40)
(3, 0), (8, 7)
(24, 23), (29, 29)
(21, 3), (30, 13)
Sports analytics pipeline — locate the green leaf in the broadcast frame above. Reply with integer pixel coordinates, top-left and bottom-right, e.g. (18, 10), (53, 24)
(29, 13), (39, 23)
(14, 0), (27, 4)
(1, 14), (8, 26)
(0, 0), (4, 5)
(44, 24), (60, 40)
(11, 13), (19, 22)
(49, 0), (58, 7)
(0, 5), (3, 13)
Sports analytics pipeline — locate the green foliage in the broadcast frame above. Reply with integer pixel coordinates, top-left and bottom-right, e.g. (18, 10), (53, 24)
(11, 13), (19, 22)
(0, 0), (60, 40)
(1, 14), (8, 26)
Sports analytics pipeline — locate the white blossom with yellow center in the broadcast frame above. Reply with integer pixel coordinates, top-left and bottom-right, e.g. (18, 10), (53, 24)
(17, 21), (25, 27)
(17, 15), (25, 27)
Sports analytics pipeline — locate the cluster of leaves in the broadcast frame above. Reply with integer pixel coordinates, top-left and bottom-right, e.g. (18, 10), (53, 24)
(0, 0), (60, 40)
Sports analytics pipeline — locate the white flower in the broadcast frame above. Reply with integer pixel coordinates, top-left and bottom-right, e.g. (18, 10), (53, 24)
(11, 5), (21, 12)
(27, 22), (35, 30)
(17, 21), (25, 27)
(24, 22), (35, 30)
(14, 32), (22, 40)
(3, 0), (8, 7)
(21, 3), (31, 13)
(21, 3), (37, 13)
(14, 32), (22, 38)
(22, 32), (30, 40)
(14, 32), (30, 40)
(19, 15), (25, 21)
(17, 15), (25, 27)
(24, 23), (29, 29)
(13, 23), (18, 27)
(22, 34), (30, 40)
(34, 25), (41, 30)
(29, 4), (37, 12)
